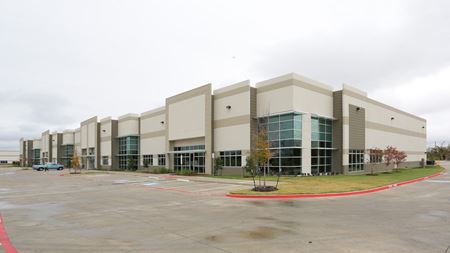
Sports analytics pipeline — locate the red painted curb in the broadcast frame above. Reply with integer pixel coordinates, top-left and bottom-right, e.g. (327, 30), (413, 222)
(0, 214), (19, 253)
(226, 170), (446, 199)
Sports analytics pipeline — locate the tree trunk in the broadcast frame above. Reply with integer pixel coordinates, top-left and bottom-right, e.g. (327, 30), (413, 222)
(263, 164), (266, 187)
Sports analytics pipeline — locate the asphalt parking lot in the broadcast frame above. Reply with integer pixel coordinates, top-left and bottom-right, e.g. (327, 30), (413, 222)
(0, 163), (449, 253)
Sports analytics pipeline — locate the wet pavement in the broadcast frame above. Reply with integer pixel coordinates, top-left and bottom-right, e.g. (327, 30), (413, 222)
(0, 164), (449, 253)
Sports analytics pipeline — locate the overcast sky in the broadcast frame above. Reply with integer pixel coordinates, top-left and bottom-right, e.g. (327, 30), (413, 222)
(1, 0), (449, 150)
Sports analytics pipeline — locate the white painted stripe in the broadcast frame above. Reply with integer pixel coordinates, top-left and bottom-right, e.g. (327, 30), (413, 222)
(193, 184), (243, 192)
(425, 180), (450, 183)
(176, 179), (190, 182)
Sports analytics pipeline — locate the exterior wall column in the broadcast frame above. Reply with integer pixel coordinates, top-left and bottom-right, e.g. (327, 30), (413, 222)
(302, 113), (311, 175)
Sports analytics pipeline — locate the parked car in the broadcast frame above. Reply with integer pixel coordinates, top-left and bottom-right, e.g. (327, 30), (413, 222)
(32, 163), (64, 171)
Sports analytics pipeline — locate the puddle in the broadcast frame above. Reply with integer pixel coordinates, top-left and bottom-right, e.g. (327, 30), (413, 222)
(113, 179), (140, 184)
(0, 201), (18, 210)
(27, 202), (64, 221)
(0, 172), (15, 176)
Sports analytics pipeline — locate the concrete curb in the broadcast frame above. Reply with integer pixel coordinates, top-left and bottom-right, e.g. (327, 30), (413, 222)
(0, 214), (19, 253)
(226, 169), (446, 199)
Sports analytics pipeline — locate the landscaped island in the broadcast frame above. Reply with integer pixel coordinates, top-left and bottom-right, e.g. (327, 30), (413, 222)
(228, 166), (443, 195)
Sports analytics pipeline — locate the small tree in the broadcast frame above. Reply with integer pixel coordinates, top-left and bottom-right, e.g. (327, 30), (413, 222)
(254, 127), (273, 189)
(214, 157), (223, 176)
(393, 150), (407, 171)
(367, 148), (383, 175)
(245, 152), (258, 189)
(71, 151), (80, 174)
(383, 146), (397, 169)
(127, 158), (137, 171)
(143, 159), (149, 168)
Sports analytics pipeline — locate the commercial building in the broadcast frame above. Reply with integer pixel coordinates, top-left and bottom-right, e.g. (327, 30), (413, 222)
(19, 73), (427, 175)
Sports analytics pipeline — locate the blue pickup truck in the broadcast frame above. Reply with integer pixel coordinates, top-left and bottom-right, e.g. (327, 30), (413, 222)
(32, 163), (64, 171)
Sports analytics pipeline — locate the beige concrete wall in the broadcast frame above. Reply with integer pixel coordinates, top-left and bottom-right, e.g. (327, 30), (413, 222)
(41, 131), (50, 153)
(62, 130), (74, 145)
(213, 81), (251, 155)
(140, 108), (166, 166)
(256, 73), (334, 117)
(80, 117), (98, 149)
(33, 138), (41, 150)
(341, 85), (426, 166)
(118, 114), (140, 137)
(141, 108), (166, 134)
(51, 133), (58, 162)
(257, 84), (294, 116)
(214, 124), (250, 151)
(100, 118), (112, 158)
(166, 84), (212, 173)
(41, 130), (51, 162)
(168, 94), (206, 140)
(74, 128), (81, 156)
(293, 85), (333, 118)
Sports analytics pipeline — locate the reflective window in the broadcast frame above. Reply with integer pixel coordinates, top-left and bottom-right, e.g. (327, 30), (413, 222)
(311, 116), (333, 174)
(118, 136), (139, 169)
(219, 150), (242, 167)
(349, 149), (365, 172)
(258, 112), (302, 175)
(102, 156), (109, 166)
(158, 154), (166, 166)
(143, 154), (153, 167)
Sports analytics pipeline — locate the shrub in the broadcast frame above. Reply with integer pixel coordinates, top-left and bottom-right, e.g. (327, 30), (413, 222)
(152, 167), (170, 174)
(176, 169), (195, 176)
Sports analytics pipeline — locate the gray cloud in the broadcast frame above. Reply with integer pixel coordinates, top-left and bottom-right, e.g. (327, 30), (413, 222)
(0, 0), (449, 150)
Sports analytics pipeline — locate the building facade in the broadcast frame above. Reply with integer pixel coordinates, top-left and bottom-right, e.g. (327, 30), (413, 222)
(0, 150), (19, 165)
(18, 73), (427, 175)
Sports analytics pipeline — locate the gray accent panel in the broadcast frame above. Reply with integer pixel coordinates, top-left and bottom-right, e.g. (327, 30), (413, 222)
(57, 133), (63, 163)
(342, 89), (426, 122)
(332, 91), (343, 174)
(213, 115), (250, 129)
(205, 86), (213, 175)
(96, 122), (101, 169)
(213, 86), (249, 100)
(349, 104), (366, 150)
(111, 120), (119, 169)
(250, 87), (257, 156)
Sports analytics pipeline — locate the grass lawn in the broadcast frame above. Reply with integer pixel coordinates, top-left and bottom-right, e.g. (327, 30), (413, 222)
(228, 166), (444, 195)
